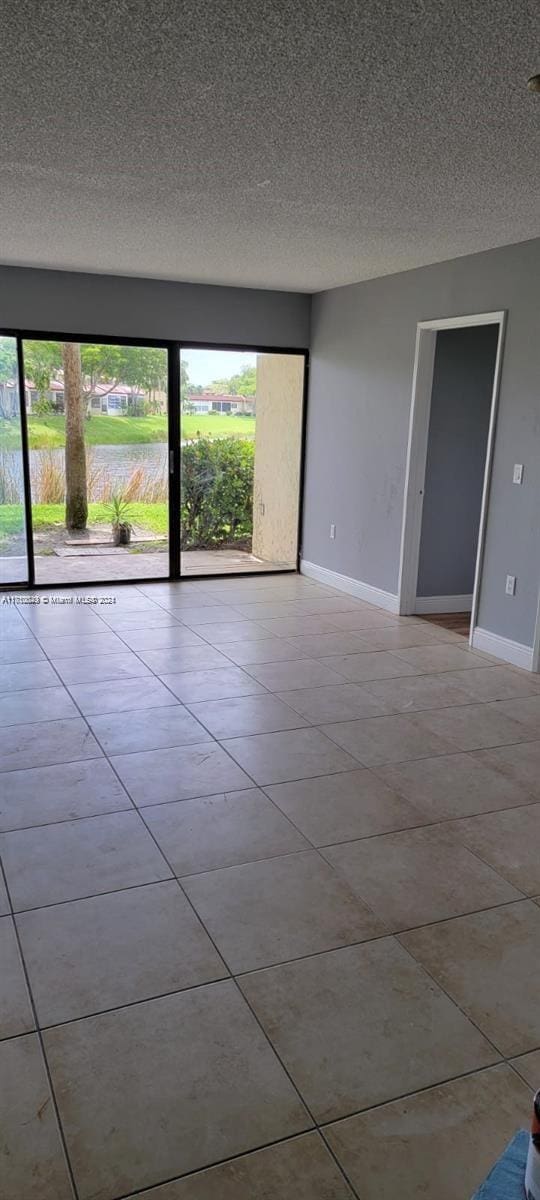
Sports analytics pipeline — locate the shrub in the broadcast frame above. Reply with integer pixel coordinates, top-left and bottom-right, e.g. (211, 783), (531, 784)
(181, 437), (254, 549)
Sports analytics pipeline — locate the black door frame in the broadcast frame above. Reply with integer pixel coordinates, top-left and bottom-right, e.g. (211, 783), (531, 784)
(0, 328), (309, 589)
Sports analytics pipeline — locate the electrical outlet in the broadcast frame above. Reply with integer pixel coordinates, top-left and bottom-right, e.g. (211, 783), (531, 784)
(513, 464), (524, 485)
(505, 574), (516, 596)
(330, 523), (336, 540)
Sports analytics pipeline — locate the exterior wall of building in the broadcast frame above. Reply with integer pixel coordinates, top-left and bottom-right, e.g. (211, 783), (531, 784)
(252, 354), (304, 565)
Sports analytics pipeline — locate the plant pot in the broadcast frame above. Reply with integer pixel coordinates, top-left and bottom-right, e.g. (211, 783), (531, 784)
(112, 523), (131, 546)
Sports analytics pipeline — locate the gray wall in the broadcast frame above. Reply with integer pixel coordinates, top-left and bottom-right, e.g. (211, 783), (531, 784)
(303, 238), (540, 647)
(417, 325), (498, 599)
(0, 266), (310, 348)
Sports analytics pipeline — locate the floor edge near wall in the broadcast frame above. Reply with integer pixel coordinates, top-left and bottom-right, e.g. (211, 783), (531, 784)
(300, 560), (536, 674)
(471, 626), (535, 672)
(300, 559), (399, 613)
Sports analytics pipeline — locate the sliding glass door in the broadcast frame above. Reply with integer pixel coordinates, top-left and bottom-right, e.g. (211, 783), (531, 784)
(0, 335), (30, 585)
(179, 347), (305, 576)
(0, 335), (307, 588)
(20, 338), (170, 585)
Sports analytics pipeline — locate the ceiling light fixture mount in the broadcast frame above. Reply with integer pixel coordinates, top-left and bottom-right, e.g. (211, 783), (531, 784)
(527, 73), (540, 92)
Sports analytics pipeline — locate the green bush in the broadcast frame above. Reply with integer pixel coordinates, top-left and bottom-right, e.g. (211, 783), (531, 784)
(181, 437), (254, 550)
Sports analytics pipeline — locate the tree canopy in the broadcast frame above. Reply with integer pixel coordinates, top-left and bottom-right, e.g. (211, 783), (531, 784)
(207, 364), (256, 396)
(18, 340), (168, 398)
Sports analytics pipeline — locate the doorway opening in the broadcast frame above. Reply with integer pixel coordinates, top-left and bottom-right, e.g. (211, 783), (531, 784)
(398, 312), (506, 644)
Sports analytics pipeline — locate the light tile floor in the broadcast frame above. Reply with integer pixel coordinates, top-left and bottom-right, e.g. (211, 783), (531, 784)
(1, 573), (539, 1200)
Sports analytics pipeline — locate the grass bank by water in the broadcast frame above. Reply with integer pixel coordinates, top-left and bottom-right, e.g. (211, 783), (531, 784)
(1, 413), (256, 450)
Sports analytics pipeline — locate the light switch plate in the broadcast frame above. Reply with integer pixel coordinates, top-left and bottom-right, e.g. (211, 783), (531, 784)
(513, 464), (524, 484)
(505, 574), (516, 596)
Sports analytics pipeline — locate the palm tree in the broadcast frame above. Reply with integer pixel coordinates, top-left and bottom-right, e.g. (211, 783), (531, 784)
(62, 342), (88, 530)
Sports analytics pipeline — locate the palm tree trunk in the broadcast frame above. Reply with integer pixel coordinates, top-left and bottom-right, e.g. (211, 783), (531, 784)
(63, 342), (88, 530)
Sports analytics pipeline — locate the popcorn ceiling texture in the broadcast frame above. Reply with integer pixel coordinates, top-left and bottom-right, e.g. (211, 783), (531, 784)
(1, 0), (539, 291)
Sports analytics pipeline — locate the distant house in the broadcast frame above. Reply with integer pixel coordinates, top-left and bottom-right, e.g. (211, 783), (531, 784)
(188, 391), (255, 415)
(1, 378), (146, 416)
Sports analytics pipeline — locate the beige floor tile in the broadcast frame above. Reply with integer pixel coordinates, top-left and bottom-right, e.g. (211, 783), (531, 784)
(0, 637), (46, 664)
(221, 728), (360, 785)
(0, 1034), (74, 1199)
(376, 750), (534, 820)
(486, 694), (540, 736)
(116, 625), (205, 651)
(315, 610), (399, 632)
(121, 1132), (354, 1199)
(275, 683), (393, 723)
(0, 758), (131, 832)
(183, 851), (383, 972)
(188, 694), (309, 738)
(159, 667), (267, 703)
(1, 811), (171, 911)
(0, 611), (34, 640)
(0, 915), (34, 1038)
(54, 652), (151, 685)
(101, 611), (183, 630)
(190, 620), (275, 644)
(88, 706), (211, 755)
(510, 1049), (540, 1089)
(218, 639), (308, 665)
(363, 671), (475, 712)
(265, 770), (422, 845)
(172, 605), (245, 625)
(0, 872), (9, 916)
(400, 901), (540, 1056)
(0, 718), (102, 773)
(416, 702), (534, 751)
(286, 632), (378, 656)
(68, 676), (177, 716)
(244, 658), (346, 690)
(136, 645), (233, 674)
(321, 714), (455, 766)
(239, 939), (497, 1122)
(0, 660), (59, 693)
(44, 983), (311, 1200)
(17, 881), (226, 1026)
(319, 651), (419, 682)
(24, 610), (109, 637)
(323, 825), (520, 931)
(392, 644), (488, 672)
(40, 631), (125, 658)
(0, 686), (79, 728)
(443, 666), (540, 703)
(347, 626), (456, 650)
(112, 742), (253, 805)
(144, 789), (308, 874)
(260, 615), (343, 636)
(478, 741), (540, 799)
(324, 1064), (531, 1200)
(443, 804), (540, 895)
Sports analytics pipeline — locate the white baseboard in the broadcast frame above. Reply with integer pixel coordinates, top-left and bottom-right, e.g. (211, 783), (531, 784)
(472, 626), (534, 671)
(300, 560), (399, 613)
(415, 594), (473, 614)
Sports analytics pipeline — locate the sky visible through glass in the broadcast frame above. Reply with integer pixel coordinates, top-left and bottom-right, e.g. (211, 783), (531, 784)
(181, 349), (256, 388)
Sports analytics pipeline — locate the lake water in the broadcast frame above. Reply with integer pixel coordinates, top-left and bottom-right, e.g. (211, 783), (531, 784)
(2, 443), (168, 501)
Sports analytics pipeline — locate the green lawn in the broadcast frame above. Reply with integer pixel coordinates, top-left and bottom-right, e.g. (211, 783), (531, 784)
(1, 413), (256, 450)
(0, 503), (168, 544)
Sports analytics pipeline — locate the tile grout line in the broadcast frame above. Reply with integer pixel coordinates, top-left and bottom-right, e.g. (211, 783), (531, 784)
(0, 858), (80, 1200)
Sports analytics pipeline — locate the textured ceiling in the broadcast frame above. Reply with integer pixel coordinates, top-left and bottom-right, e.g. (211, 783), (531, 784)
(1, 0), (539, 291)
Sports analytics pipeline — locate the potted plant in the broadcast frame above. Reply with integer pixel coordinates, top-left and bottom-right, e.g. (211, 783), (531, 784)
(107, 492), (133, 546)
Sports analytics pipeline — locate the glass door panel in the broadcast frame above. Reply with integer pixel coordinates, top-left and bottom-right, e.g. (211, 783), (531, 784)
(179, 348), (305, 576)
(0, 335), (29, 585)
(21, 340), (170, 585)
